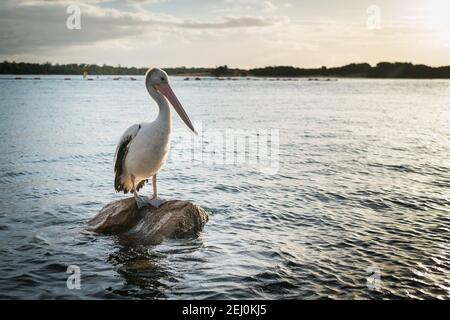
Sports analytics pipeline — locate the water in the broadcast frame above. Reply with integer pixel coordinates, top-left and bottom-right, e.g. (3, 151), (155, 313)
(0, 76), (449, 299)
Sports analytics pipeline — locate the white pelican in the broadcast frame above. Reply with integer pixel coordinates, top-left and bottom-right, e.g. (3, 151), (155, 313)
(114, 68), (196, 208)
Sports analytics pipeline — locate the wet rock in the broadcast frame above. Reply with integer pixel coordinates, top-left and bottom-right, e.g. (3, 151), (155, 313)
(87, 198), (208, 245)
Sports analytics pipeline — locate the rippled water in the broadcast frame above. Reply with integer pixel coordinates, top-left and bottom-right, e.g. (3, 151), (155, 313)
(0, 76), (449, 299)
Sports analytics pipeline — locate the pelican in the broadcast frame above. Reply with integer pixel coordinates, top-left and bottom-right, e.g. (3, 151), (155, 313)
(114, 68), (196, 208)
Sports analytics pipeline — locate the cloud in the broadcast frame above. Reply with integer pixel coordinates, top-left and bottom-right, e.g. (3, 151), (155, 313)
(178, 15), (287, 29)
(219, 0), (281, 13)
(0, 2), (148, 54)
(0, 0), (286, 57)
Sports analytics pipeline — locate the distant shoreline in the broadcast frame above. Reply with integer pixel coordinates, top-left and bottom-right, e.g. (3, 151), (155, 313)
(0, 74), (450, 82)
(1, 61), (450, 79)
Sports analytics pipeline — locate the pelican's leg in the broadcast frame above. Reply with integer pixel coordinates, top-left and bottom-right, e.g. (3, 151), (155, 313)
(131, 175), (138, 198)
(131, 175), (148, 209)
(131, 175), (141, 207)
(149, 175), (167, 208)
(152, 175), (158, 198)
(132, 174), (166, 209)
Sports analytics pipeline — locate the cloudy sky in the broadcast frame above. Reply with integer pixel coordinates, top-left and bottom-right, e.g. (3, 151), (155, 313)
(1, 0), (449, 68)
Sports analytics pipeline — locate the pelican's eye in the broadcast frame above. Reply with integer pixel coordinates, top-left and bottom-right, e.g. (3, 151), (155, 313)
(161, 77), (165, 81)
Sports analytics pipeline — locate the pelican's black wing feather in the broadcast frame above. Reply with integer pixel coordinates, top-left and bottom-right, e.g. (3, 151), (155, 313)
(114, 124), (141, 193)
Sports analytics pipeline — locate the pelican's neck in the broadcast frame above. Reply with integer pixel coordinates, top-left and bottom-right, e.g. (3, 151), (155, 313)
(146, 84), (171, 126)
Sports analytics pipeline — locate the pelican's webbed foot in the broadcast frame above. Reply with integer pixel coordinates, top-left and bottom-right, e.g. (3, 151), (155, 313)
(149, 196), (167, 208)
(134, 194), (167, 209)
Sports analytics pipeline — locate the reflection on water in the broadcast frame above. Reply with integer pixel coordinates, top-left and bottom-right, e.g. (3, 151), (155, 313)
(0, 76), (449, 299)
(108, 245), (176, 299)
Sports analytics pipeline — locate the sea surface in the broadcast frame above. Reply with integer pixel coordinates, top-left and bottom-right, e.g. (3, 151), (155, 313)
(0, 75), (449, 299)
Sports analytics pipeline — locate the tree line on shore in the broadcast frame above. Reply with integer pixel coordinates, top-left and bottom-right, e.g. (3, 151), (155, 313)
(1, 61), (450, 78)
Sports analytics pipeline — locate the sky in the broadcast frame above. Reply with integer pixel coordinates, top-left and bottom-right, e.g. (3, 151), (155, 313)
(0, 0), (450, 68)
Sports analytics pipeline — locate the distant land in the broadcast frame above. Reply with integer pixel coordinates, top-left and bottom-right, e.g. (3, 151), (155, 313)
(1, 61), (450, 78)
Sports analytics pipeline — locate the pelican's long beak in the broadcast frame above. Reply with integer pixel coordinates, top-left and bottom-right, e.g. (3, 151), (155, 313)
(155, 83), (196, 134)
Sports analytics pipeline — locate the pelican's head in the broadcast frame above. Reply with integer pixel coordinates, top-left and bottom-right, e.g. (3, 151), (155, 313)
(145, 67), (169, 87)
(145, 68), (196, 134)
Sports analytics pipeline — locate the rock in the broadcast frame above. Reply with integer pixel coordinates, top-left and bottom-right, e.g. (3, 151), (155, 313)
(87, 198), (208, 245)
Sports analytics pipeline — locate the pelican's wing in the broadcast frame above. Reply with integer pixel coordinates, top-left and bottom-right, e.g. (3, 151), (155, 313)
(114, 123), (141, 192)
